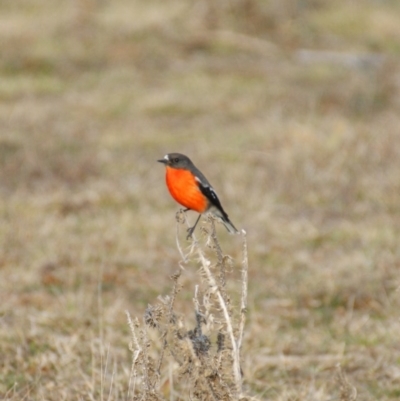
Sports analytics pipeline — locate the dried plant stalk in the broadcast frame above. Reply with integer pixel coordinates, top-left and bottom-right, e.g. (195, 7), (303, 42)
(237, 229), (248, 353)
(195, 242), (243, 396)
(336, 364), (357, 401)
(126, 212), (249, 400)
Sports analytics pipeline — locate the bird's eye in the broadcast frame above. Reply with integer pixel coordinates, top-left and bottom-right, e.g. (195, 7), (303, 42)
(174, 158), (179, 163)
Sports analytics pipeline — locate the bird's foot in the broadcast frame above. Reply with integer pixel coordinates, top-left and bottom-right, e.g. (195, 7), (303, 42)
(186, 226), (195, 240)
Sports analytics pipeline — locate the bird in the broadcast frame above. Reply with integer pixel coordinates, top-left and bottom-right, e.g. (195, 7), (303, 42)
(158, 153), (239, 239)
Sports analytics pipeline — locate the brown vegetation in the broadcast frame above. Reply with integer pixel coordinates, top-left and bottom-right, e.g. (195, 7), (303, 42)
(1, 0), (400, 400)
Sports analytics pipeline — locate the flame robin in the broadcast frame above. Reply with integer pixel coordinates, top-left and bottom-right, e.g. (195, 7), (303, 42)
(158, 153), (239, 238)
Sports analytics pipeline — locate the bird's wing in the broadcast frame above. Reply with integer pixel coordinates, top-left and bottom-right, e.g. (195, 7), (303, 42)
(195, 176), (228, 219)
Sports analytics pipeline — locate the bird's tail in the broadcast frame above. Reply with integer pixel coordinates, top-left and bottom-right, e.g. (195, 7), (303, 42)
(210, 207), (239, 234)
(221, 216), (239, 234)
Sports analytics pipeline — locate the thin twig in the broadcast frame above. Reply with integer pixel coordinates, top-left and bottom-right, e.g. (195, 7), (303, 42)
(107, 358), (116, 401)
(209, 216), (226, 288)
(237, 229), (248, 353)
(157, 270), (181, 375)
(103, 343), (111, 401)
(193, 284), (200, 314)
(176, 210), (197, 261)
(140, 326), (151, 392)
(126, 312), (141, 398)
(176, 210), (188, 262)
(336, 364), (357, 401)
(195, 244), (242, 397)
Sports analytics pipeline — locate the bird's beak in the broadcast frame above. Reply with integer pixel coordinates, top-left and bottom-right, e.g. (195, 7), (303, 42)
(158, 155), (169, 164)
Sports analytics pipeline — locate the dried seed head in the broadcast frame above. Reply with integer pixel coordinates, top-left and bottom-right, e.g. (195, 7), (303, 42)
(170, 269), (181, 281)
(144, 304), (163, 328)
(217, 332), (225, 352)
(195, 310), (206, 329)
(188, 329), (211, 356)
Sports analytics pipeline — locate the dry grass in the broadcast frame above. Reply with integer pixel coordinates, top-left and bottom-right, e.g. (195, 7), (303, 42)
(1, 0), (400, 399)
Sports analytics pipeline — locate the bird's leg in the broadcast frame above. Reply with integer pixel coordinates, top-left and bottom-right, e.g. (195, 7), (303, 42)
(186, 214), (201, 240)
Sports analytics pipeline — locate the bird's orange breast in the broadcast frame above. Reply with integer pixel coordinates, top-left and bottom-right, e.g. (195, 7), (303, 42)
(165, 166), (208, 213)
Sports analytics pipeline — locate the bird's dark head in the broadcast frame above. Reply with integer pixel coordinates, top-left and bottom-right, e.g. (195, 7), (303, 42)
(157, 153), (192, 169)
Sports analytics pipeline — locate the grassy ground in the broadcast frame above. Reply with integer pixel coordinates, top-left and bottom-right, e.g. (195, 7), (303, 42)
(1, 0), (400, 399)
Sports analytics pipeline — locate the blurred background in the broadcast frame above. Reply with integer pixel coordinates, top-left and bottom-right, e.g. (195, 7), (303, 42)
(0, 0), (399, 399)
